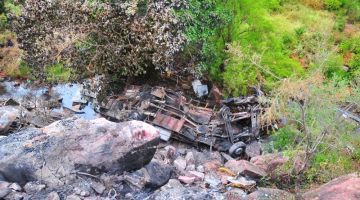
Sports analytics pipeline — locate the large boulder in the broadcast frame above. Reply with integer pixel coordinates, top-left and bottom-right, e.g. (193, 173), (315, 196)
(303, 173), (360, 200)
(248, 188), (296, 200)
(0, 117), (160, 187)
(250, 153), (288, 173)
(224, 160), (267, 179)
(0, 106), (20, 134)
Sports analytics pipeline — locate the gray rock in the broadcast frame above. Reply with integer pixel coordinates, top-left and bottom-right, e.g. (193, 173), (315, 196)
(0, 188), (11, 198)
(225, 188), (247, 200)
(248, 187), (295, 200)
(66, 195), (81, 200)
(80, 190), (90, 197)
(8, 183), (22, 191)
(204, 172), (221, 188)
(144, 160), (172, 190)
(185, 152), (195, 166)
(23, 182), (46, 194)
(90, 181), (106, 194)
(196, 165), (205, 173)
(152, 188), (224, 200)
(150, 179), (223, 200)
(3, 191), (25, 200)
(245, 141), (262, 158)
(186, 164), (196, 171)
(47, 191), (60, 200)
(160, 179), (183, 190)
(0, 106), (20, 134)
(173, 157), (187, 172)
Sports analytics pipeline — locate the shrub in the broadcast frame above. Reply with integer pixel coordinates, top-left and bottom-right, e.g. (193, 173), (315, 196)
(14, 0), (186, 78)
(0, 13), (7, 31)
(4, 0), (22, 16)
(295, 27), (306, 37)
(334, 15), (347, 31)
(324, 54), (347, 81)
(266, 74), (360, 186)
(324, 0), (343, 10)
(46, 63), (72, 83)
(343, 0), (360, 22)
(176, 0), (231, 78)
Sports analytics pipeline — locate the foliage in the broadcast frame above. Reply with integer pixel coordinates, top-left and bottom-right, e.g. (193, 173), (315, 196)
(175, 0), (231, 78)
(342, 0), (360, 22)
(45, 63), (72, 83)
(324, 0), (343, 10)
(264, 73), (360, 186)
(221, 1), (310, 95)
(0, 14), (7, 31)
(4, 0), (22, 17)
(13, 0), (186, 79)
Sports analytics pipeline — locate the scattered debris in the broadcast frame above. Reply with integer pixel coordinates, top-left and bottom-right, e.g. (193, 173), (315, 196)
(99, 85), (262, 158)
(192, 80), (209, 98)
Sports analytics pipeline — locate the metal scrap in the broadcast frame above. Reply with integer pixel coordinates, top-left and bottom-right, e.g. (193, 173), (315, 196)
(98, 85), (262, 157)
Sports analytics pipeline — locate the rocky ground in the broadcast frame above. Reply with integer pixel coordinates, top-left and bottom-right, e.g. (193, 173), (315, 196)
(0, 78), (360, 200)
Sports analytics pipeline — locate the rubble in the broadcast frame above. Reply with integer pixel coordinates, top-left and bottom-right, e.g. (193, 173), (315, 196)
(0, 80), (271, 199)
(225, 188), (247, 200)
(90, 181), (106, 194)
(47, 191), (61, 200)
(248, 188), (296, 200)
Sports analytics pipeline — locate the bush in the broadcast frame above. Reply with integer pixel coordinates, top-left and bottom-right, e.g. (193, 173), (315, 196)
(4, 0), (22, 16)
(176, 0), (231, 78)
(0, 13), (7, 31)
(334, 15), (347, 31)
(343, 0), (360, 22)
(349, 54), (360, 80)
(266, 74), (360, 186)
(46, 63), (72, 83)
(14, 0), (186, 78)
(324, 0), (343, 10)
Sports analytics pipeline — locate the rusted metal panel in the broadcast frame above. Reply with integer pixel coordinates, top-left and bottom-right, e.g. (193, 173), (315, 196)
(152, 113), (185, 133)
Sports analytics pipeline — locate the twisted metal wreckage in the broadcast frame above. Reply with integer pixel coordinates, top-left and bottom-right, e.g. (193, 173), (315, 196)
(99, 85), (262, 158)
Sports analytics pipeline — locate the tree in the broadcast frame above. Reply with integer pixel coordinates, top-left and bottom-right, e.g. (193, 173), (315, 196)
(13, 0), (186, 78)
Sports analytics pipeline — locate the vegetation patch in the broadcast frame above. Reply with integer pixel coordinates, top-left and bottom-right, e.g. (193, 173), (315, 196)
(45, 63), (72, 83)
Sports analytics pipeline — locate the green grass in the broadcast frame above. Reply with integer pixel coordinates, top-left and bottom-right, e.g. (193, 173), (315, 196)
(46, 63), (72, 83)
(220, 0), (307, 95)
